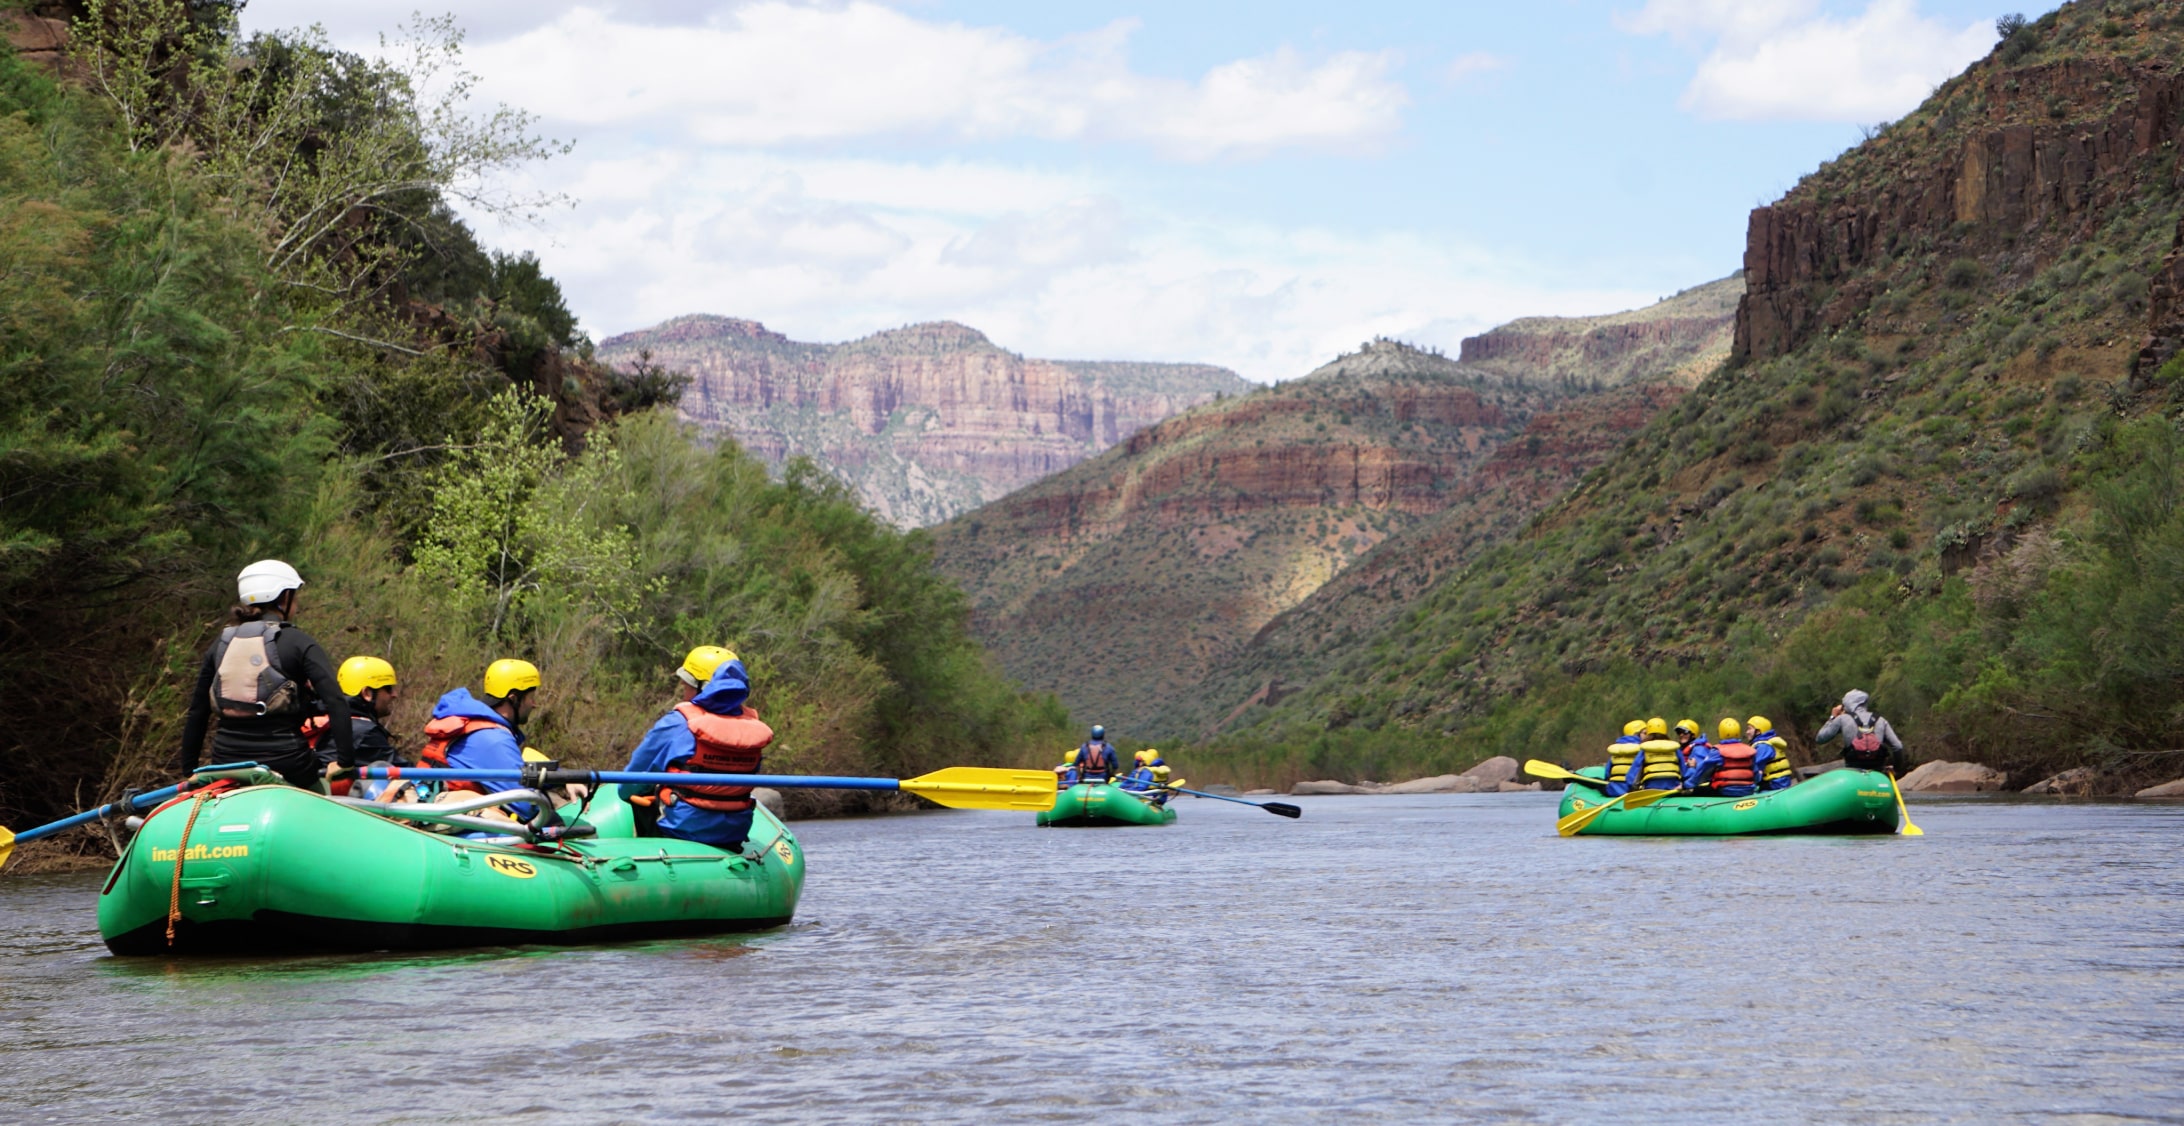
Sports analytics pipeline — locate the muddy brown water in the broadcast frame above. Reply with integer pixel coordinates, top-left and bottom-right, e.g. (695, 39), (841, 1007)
(3, 793), (2182, 1123)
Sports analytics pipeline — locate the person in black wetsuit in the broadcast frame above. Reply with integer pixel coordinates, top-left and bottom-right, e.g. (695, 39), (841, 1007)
(179, 559), (353, 790)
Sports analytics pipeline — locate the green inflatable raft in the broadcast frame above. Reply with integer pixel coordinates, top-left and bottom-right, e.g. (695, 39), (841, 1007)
(1556, 766), (1902, 835)
(99, 772), (802, 955)
(1036, 782), (1176, 827)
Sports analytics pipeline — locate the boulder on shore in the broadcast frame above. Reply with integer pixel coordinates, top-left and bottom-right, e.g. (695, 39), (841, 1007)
(1460, 756), (1521, 787)
(1291, 780), (1366, 795)
(1898, 761), (2007, 792)
(1495, 781), (1543, 792)
(2135, 777), (2184, 798)
(1383, 774), (1482, 794)
(1243, 788), (1277, 796)
(2024, 768), (2098, 796)
(752, 787), (786, 817)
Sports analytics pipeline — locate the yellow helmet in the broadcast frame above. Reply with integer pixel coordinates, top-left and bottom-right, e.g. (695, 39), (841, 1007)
(1622, 720), (1646, 737)
(1746, 715), (1773, 734)
(678, 645), (738, 688)
(1136, 749), (1157, 764)
(336, 655), (397, 697)
(1717, 717), (1743, 740)
(484, 658), (541, 699)
(1064, 748), (1080, 764)
(1675, 718), (1700, 736)
(1644, 717), (1669, 736)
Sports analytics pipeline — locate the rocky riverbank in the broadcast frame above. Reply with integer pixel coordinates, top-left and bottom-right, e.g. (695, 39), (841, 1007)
(1280, 756), (1542, 796)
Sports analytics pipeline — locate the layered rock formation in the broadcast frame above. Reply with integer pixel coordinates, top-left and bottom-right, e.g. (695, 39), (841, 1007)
(597, 316), (1249, 526)
(1736, 39), (2184, 364)
(934, 279), (1742, 736)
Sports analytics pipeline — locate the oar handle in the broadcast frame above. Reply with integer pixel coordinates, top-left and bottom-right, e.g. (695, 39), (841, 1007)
(365, 766), (906, 793)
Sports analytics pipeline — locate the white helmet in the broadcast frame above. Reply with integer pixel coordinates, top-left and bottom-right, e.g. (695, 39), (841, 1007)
(236, 559), (304, 606)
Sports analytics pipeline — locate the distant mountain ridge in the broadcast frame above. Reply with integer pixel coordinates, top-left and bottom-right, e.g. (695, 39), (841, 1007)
(930, 276), (1742, 735)
(597, 315), (1251, 526)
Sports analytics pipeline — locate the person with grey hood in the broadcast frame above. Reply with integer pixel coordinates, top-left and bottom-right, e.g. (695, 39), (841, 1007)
(1814, 689), (1906, 775)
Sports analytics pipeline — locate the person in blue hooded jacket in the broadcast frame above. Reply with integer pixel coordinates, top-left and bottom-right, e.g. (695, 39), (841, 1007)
(622, 646), (775, 850)
(419, 658), (541, 819)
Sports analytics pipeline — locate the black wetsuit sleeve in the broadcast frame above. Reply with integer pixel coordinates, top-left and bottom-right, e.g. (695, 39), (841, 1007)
(353, 716), (394, 762)
(286, 630), (354, 766)
(179, 646), (217, 773)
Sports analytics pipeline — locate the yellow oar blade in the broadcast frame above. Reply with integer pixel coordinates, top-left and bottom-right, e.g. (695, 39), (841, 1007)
(1525, 759), (1581, 782)
(0, 825), (14, 871)
(901, 767), (1060, 812)
(1556, 786), (1678, 837)
(1889, 773), (1925, 836)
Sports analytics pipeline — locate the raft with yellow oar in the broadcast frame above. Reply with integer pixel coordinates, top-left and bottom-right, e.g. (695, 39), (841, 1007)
(1036, 782), (1176, 827)
(1554, 766), (1901, 835)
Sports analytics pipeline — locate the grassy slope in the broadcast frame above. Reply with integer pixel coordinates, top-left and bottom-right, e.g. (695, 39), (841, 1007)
(1192, 1), (2184, 791)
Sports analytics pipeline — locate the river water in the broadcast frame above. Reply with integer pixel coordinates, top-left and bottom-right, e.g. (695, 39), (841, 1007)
(3, 792), (2182, 1123)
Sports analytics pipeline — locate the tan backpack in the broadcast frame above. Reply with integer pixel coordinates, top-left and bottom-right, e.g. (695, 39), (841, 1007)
(210, 621), (302, 718)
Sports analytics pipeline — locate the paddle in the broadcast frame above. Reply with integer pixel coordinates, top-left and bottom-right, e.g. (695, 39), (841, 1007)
(0, 761), (273, 871)
(362, 765), (1061, 812)
(1524, 759), (1617, 789)
(1159, 785), (1302, 819)
(1887, 770), (1925, 836)
(1555, 785), (1679, 837)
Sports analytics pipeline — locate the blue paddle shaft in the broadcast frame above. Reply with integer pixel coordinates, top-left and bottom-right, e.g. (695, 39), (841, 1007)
(14, 784), (183, 844)
(363, 767), (903, 792)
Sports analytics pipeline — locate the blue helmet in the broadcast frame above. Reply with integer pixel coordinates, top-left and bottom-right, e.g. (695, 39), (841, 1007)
(1090, 725), (1105, 740)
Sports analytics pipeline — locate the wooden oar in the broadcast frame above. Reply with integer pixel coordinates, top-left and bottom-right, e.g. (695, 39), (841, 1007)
(1161, 785), (1301, 819)
(1887, 770), (1925, 836)
(1524, 759), (1617, 789)
(363, 765), (1060, 812)
(1555, 785), (1679, 837)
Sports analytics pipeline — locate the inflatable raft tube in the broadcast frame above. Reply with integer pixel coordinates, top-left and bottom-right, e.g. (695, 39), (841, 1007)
(1036, 782), (1177, 827)
(1556, 767), (1901, 835)
(98, 779), (802, 955)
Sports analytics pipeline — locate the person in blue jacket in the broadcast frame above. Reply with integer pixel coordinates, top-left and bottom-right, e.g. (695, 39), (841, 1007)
(622, 646), (775, 851)
(1682, 719), (1776, 797)
(419, 658), (541, 819)
(1075, 725), (1119, 782)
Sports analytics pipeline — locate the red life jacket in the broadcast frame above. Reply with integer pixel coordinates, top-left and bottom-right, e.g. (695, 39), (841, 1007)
(417, 715), (503, 794)
(299, 716), (350, 795)
(1711, 741), (1757, 792)
(664, 703), (774, 813)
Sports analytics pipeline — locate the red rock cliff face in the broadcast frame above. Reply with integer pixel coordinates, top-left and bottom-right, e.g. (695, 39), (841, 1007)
(1737, 53), (2184, 363)
(598, 316), (1250, 526)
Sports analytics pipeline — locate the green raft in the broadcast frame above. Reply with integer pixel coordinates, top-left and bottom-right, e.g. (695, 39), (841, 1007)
(1556, 766), (1902, 835)
(1035, 782), (1176, 827)
(99, 773), (802, 955)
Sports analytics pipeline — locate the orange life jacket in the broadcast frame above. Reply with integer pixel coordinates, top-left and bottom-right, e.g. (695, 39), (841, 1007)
(418, 715), (503, 794)
(664, 703), (774, 812)
(1710, 741), (1757, 793)
(299, 715), (349, 795)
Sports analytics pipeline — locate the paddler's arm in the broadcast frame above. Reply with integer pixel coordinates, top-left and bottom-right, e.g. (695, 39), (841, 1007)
(178, 646), (217, 773)
(620, 713), (693, 799)
(288, 631), (355, 767)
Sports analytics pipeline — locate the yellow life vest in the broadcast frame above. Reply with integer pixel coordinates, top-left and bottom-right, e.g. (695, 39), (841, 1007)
(1758, 735), (1793, 783)
(1636, 738), (1683, 785)
(1605, 739), (1641, 781)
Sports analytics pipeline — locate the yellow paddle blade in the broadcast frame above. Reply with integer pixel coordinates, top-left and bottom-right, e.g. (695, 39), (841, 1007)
(1524, 759), (1584, 782)
(1556, 786), (1678, 837)
(900, 767), (1060, 812)
(0, 825), (14, 871)
(1888, 773), (1925, 836)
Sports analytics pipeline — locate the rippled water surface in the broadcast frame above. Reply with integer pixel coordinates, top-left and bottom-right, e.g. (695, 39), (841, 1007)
(5, 793), (2183, 1123)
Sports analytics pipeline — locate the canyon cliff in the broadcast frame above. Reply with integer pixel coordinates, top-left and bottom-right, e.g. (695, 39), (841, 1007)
(596, 316), (1249, 527)
(932, 277), (1741, 735)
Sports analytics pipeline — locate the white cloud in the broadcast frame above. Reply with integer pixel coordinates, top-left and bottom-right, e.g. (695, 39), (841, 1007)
(1622, 0), (1993, 122)
(455, 3), (1404, 159)
(464, 150), (1651, 382)
(1444, 51), (1512, 83)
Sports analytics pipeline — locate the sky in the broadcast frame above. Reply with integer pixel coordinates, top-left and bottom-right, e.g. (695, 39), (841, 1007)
(237, 0), (2056, 382)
